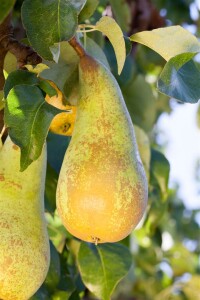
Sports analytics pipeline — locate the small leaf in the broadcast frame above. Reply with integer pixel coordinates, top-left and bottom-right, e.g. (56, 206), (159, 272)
(39, 80), (57, 97)
(22, 0), (78, 60)
(122, 75), (156, 132)
(79, 0), (99, 22)
(150, 149), (170, 201)
(130, 26), (200, 61)
(109, 0), (131, 32)
(0, 91), (4, 111)
(81, 36), (110, 69)
(44, 242), (61, 291)
(5, 85), (62, 171)
(45, 163), (58, 213)
(158, 53), (200, 103)
(0, 0), (16, 24)
(4, 70), (39, 98)
(78, 242), (132, 300)
(70, 0), (86, 13)
(96, 16), (126, 75)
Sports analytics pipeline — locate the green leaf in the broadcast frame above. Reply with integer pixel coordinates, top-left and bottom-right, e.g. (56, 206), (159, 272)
(70, 0), (86, 13)
(0, 91), (4, 110)
(78, 242), (132, 300)
(81, 36), (110, 69)
(38, 80), (57, 97)
(79, 0), (99, 22)
(44, 242), (61, 291)
(122, 75), (156, 132)
(130, 26), (200, 61)
(5, 85), (61, 171)
(4, 52), (17, 74)
(96, 16), (126, 75)
(150, 149), (170, 201)
(182, 275), (200, 299)
(158, 53), (200, 103)
(109, 0), (131, 32)
(52, 290), (74, 300)
(4, 70), (39, 98)
(45, 163), (58, 213)
(0, 0), (16, 24)
(21, 0), (78, 60)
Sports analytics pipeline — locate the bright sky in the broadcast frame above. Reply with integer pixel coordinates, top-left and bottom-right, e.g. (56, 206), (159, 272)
(157, 102), (200, 210)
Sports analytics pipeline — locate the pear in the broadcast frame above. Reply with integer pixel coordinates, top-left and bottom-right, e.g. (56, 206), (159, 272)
(56, 54), (148, 244)
(0, 136), (50, 300)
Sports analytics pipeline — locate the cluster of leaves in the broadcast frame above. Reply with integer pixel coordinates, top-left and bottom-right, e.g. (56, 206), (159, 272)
(0, 0), (200, 299)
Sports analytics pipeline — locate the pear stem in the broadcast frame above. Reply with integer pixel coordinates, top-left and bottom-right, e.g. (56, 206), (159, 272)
(68, 36), (86, 58)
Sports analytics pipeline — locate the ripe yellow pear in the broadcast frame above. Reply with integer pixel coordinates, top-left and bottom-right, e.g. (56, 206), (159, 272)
(56, 54), (148, 244)
(0, 137), (50, 300)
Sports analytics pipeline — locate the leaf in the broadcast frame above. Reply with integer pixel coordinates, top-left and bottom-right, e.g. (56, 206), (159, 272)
(21, 0), (78, 60)
(79, 0), (99, 22)
(52, 290), (74, 300)
(109, 0), (131, 32)
(182, 275), (200, 299)
(0, 91), (4, 110)
(96, 16), (126, 75)
(122, 75), (156, 132)
(0, 0), (16, 24)
(81, 36), (110, 69)
(130, 26), (200, 61)
(4, 70), (39, 98)
(158, 53), (200, 103)
(45, 163), (58, 213)
(70, 0), (86, 13)
(150, 149), (170, 201)
(44, 242), (61, 291)
(4, 52), (17, 74)
(134, 125), (151, 181)
(5, 85), (62, 171)
(78, 242), (132, 300)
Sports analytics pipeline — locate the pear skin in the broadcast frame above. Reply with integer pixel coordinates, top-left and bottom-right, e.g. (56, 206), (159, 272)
(56, 55), (148, 244)
(0, 137), (50, 300)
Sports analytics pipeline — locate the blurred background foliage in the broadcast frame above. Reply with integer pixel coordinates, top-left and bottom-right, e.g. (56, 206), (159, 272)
(1, 0), (200, 299)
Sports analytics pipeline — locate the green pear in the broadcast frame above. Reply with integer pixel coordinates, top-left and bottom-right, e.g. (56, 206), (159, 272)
(0, 136), (50, 300)
(56, 54), (148, 244)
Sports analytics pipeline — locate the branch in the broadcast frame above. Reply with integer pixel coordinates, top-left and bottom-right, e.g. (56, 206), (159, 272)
(0, 13), (42, 89)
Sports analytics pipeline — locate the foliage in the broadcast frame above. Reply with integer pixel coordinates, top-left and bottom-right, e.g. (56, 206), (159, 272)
(0, 0), (200, 299)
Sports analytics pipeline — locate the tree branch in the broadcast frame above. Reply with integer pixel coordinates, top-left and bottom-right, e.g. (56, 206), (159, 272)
(0, 13), (42, 89)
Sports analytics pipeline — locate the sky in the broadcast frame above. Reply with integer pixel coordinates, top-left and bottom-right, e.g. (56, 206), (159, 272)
(157, 102), (200, 210)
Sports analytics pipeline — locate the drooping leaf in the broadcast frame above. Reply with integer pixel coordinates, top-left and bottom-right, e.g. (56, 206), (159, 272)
(134, 125), (151, 181)
(81, 36), (110, 69)
(96, 16), (126, 75)
(79, 0), (99, 22)
(78, 242), (132, 300)
(109, 0), (131, 32)
(4, 70), (39, 98)
(44, 242), (61, 292)
(45, 163), (58, 213)
(21, 0), (78, 60)
(122, 75), (156, 132)
(130, 26), (200, 61)
(158, 53), (200, 103)
(150, 149), (170, 201)
(5, 85), (62, 171)
(70, 0), (86, 13)
(4, 52), (17, 74)
(0, 91), (4, 110)
(0, 0), (16, 24)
